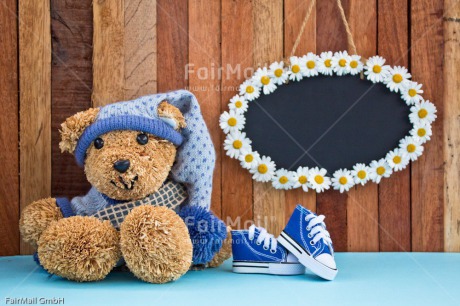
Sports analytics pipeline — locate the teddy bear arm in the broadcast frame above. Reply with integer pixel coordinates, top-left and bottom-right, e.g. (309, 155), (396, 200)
(120, 206), (192, 283)
(38, 216), (120, 282)
(19, 198), (63, 247)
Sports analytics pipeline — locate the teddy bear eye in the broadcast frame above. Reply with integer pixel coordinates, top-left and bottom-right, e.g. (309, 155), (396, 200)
(94, 137), (104, 149)
(136, 133), (149, 145)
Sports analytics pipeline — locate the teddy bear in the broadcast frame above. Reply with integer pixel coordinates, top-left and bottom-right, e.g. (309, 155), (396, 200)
(19, 90), (232, 283)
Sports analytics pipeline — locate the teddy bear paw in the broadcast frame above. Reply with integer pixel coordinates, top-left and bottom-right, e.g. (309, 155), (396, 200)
(37, 216), (120, 282)
(120, 205), (193, 284)
(19, 198), (63, 247)
(207, 226), (232, 268)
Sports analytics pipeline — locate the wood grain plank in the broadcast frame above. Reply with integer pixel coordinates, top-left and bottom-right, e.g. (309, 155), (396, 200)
(221, 0), (254, 229)
(378, 0), (411, 252)
(283, 0), (317, 221)
(379, 169), (411, 252)
(19, 0), (52, 254)
(157, 0), (188, 92)
(315, 0), (349, 252)
(124, 0), (157, 99)
(188, 0), (222, 217)
(252, 0), (285, 235)
(316, 0), (347, 53)
(443, 0), (460, 252)
(346, 0), (378, 252)
(93, 0), (156, 105)
(92, 1), (125, 106)
(51, 0), (93, 200)
(0, 0), (19, 256)
(411, 0), (444, 252)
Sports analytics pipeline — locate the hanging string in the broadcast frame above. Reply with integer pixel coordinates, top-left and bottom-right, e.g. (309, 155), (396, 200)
(290, 0), (316, 57)
(335, 0), (358, 55)
(289, 0), (361, 59)
(335, 0), (365, 79)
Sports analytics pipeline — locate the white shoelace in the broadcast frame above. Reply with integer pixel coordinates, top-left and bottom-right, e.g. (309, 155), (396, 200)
(248, 224), (278, 253)
(305, 214), (332, 245)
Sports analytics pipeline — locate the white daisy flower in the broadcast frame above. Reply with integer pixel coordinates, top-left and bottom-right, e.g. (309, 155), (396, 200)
(307, 167), (331, 193)
(292, 166), (310, 192)
(287, 56), (304, 82)
(331, 51), (351, 76)
(347, 55), (363, 75)
(272, 169), (295, 190)
(351, 163), (371, 186)
(331, 169), (354, 193)
(238, 149), (261, 170)
(269, 61), (288, 85)
(223, 131), (251, 159)
(317, 51), (334, 76)
(239, 79), (260, 101)
(399, 136), (424, 161)
(410, 122), (432, 144)
(300, 52), (319, 77)
(254, 67), (277, 95)
(409, 100), (437, 125)
(386, 149), (410, 172)
(385, 66), (411, 92)
(364, 56), (390, 83)
(369, 159), (392, 183)
(250, 156), (276, 182)
(401, 81), (423, 105)
(219, 110), (245, 134)
(228, 95), (248, 113)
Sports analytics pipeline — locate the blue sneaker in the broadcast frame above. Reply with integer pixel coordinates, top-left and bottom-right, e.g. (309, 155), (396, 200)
(231, 225), (305, 275)
(278, 204), (338, 280)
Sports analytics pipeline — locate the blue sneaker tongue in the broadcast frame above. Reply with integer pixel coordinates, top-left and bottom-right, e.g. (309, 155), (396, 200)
(249, 226), (262, 240)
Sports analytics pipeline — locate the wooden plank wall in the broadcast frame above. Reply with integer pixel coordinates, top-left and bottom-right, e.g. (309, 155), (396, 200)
(315, 0), (349, 252)
(51, 0), (93, 200)
(0, 0), (19, 256)
(188, 0), (222, 216)
(284, 0), (317, 222)
(444, 0), (460, 252)
(378, 0), (411, 252)
(1, 0), (458, 255)
(411, 0), (445, 252)
(252, 0), (285, 238)
(346, 0), (378, 252)
(18, 0), (52, 254)
(221, 0), (254, 226)
(93, 0), (157, 107)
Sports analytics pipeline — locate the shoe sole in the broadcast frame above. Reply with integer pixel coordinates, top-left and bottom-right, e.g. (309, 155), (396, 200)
(278, 231), (338, 281)
(232, 261), (305, 275)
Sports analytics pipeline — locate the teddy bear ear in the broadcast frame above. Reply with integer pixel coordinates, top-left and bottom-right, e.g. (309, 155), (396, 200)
(157, 100), (187, 130)
(59, 108), (99, 154)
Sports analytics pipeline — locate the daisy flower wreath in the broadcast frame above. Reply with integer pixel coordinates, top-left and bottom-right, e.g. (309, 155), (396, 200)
(219, 51), (437, 194)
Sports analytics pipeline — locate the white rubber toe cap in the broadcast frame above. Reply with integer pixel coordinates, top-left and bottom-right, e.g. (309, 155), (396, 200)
(315, 254), (337, 270)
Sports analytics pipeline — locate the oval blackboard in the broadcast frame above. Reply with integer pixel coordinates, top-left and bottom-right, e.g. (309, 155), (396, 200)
(244, 74), (412, 174)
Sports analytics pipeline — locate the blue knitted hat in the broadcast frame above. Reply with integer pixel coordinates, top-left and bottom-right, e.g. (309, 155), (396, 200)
(74, 90), (216, 210)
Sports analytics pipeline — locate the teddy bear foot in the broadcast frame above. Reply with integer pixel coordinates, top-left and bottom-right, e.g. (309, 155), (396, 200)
(38, 216), (120, 282)
(190, 264), (206, 271)
(120, 205), (193, 284)
(207, 226), (232, 268)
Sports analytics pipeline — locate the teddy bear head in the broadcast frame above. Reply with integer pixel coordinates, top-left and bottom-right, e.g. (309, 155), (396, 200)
(59, 101), (186, 201)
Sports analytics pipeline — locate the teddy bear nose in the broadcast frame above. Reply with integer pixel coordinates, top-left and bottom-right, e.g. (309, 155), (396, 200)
(113, 159), (130, 173)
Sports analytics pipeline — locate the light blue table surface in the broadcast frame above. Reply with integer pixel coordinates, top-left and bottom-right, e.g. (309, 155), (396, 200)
(0, 253), (459, 306)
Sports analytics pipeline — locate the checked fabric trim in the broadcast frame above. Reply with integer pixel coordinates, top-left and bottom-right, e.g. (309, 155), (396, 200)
(91, 180), (187, 229)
